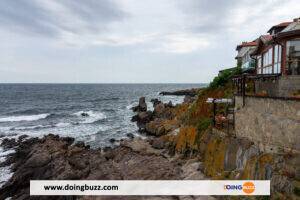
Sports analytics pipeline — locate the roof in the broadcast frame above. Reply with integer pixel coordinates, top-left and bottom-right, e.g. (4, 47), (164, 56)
(267, 22), (292, 33)
(260, 35), (273, 43)
(275, 29), (300, 39)
(250, 35), (273, 56)
(236, 41), (257, 50)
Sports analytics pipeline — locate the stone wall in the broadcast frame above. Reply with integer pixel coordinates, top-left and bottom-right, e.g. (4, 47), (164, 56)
(255, 75), (300, 97)
(235, 95), (300, 153)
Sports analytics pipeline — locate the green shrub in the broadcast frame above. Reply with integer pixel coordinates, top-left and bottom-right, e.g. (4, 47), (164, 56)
(209, 67), (242, 89)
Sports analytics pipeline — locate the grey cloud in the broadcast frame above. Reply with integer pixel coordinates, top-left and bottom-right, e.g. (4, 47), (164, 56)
(177, 0), (282, 34)
(177, 0), (239, 32)
(0, 0), (126, 37)
(0, 0), (58, 36)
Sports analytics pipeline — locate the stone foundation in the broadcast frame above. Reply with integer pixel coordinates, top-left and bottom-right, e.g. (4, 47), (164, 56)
(255, 75), (300, 97)
(234, 95), (300, 153)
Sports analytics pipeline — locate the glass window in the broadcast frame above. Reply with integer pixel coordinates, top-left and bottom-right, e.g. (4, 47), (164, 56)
(274, 45), (282, 74)
(257, 56), (262, 74)
(262, 47), (273, 74)
(286, 39), (300, 75)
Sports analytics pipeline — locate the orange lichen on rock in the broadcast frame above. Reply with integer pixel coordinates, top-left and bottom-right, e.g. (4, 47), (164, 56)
(203, 135), (226, 177)
(183, 87), (228, 126)
(175, 126), (197, 153)
(241, 154), (273, 180)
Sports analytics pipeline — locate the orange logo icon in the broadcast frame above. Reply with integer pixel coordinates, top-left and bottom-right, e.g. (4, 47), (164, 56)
(243, 182), (255, 194)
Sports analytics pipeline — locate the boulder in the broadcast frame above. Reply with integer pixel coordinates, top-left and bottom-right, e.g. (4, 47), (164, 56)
(151, 98), (162, 107)
(61, 136), (75, 146)
(154, 103), (165, 115)
(166, 101), (173, 108)
(126, 133), (135, 139)
(81, 112), (89, 117)
(1, 138), (18, 149)
(132, 97), (147, 112)
(151, 138), (165, 149)
(183, 95), (196, 104)
(18, 135), (29, 142)
(109, 138), (116, 143)
(145, 119), (166, 136)
(74, 141), (85, 148)
(132, 111), (153, 130)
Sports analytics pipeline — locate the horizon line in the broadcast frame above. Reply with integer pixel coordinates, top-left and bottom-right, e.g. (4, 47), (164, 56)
(0, 82), (209, 84)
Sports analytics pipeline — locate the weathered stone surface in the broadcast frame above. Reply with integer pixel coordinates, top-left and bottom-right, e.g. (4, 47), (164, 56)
(132, 97), (147, 112)
(151, 98), (162, 107)
(145, 119), (167, 136)
(1, 138), (18, 149)
(235, 96), (300, 153)
(0, 135), (185, 200)
(159, 88), (201, 96)
(151, 138), (165, 149)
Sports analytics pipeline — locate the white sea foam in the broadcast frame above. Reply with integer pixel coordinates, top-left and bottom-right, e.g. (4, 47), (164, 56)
(55, 122), (71, 127)
(0, 113), (50, 122)
(0, 166), (13, 187)
(74, 111), (106, 124)
(126, 102), (137, 110)
(0, 149), (15, 158)
(11, 124), (53, 131)
(0, 147), (15, 187)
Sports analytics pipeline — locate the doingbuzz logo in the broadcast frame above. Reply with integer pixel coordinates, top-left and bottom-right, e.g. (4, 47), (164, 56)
(224, 182), (255, 194)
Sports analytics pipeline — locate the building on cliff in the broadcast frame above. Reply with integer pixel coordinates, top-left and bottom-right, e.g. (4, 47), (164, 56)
(235, 41), (257, 73)
(230, 17), (300, 153)
(213, 17), (300, 152)
(233, 17), (300, 98)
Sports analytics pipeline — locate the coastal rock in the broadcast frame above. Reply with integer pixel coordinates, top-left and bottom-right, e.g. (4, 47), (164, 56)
(151, 138), (165, 149)
(145, 119), (166, 136)
(166, 101), (173, 108)
(61, 136), (75, 145)
(81, 112), (89, 117)
(159, 88), (201, 96)
(151, 98), (162, 107)
(154, 103), (165, 115)
(126, 133), (135, 139)
(0, 134), (182, 199)
(132, 97), (147, 112)
(1, 138), (18, 149)
(132, 111), (153, 130)
(153, 103), (174, 119)
(74, 141), (85, 148)
(183, 95), (196, 104)
(109, 138), (116, 143)
(18, 134), (29, 142)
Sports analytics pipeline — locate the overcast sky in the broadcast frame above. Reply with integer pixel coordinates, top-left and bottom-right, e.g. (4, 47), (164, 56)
(0, 0), (299, 83)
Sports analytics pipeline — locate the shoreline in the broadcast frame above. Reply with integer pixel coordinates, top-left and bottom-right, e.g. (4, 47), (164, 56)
(1, 85), (298, 199)
(0, 89), (211, 200)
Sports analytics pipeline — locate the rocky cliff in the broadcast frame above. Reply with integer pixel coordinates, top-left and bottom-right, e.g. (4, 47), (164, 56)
(1, 83), (299, 200)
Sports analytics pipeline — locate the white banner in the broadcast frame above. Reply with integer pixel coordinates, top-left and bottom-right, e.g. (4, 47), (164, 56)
(30, 180), (270, 196)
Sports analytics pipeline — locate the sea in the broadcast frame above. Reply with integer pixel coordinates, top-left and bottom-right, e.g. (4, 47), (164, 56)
(0, 83), (205, 186)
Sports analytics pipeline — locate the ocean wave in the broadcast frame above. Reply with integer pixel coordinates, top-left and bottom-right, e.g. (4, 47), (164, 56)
(0, 148), (15, 158)
(0, 166), (13, 187)
(0, 127), (10, 133)
(0, 113), (50, 122)
(73, 110), (106, 124)
(126, 102), (137, 110)
(0, 113), (51, 122)
(55, 122), (71, 127)
(10, 122), (71, 131)
(10, 124), (53, 131)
